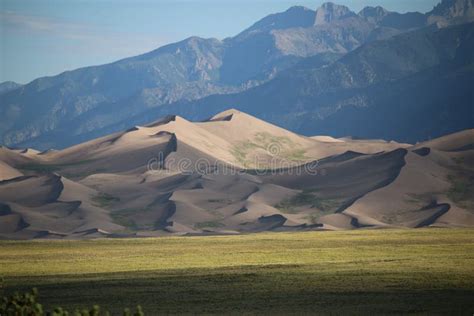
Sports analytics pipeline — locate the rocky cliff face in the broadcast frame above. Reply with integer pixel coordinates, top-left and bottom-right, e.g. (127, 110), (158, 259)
(429, 0), (474, 25)
(314, 3), (356, 25)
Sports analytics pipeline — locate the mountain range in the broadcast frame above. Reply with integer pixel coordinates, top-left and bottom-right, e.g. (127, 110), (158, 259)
(1, 0), (473, 150)
(1, 109), (473, 239)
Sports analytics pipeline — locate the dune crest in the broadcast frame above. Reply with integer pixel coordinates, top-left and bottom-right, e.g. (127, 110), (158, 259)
(0, 109), (473, 239)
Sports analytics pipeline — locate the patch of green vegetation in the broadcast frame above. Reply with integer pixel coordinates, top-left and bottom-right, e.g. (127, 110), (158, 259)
(231, 133), (309, 167)
(194, 221), (225, 230)
(447, 175), (470, 203)
(446, 174), (474, 209)
(452, 156), (465, 165)
(254, 132), (309, 162)
(404, 192), (434, 207)
(110, 210), (139, 231)
(18, 160), (94, 174)
(207, 199), (232, 204)
(91, 193), (120, 208)
(381, 210), (412, 225)
(275, 191), (341, 214)
(274, 204), (298, 214)
(110, 207), (158, 231)
(0, 229), (473, 314)
(231, 141), (259, 167)
(62, 168), (108, 179)
(18, 164), (60, 173)
(254, 132), (293, 147)
(204, 209), (225, 220)
(283, 148), (307, 161)
(306, 213), (319, 224)
(306, 209), (339, 223)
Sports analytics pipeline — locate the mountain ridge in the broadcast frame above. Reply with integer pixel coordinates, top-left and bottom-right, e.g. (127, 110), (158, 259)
(1, 0), (473, 150)
(0, 81), (22, 95)
(106, 21), (474, 144)
(314, 2), (357, 25)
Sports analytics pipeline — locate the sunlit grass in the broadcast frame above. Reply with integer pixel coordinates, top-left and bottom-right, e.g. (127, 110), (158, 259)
(1, 229), (473, 314)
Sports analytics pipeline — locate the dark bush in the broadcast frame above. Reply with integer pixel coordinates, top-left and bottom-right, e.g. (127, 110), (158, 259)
(0, 288), (144, 316)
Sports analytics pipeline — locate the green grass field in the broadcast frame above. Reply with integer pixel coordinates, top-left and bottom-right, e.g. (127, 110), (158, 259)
(1, 229), (474, 314)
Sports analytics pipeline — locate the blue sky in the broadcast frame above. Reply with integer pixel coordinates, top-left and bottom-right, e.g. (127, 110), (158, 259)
(1, 0), (441, 84)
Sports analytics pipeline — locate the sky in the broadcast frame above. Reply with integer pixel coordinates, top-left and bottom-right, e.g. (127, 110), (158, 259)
(1, 0), (441, 84)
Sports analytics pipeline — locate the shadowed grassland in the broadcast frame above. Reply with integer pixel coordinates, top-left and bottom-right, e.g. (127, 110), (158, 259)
(0, 229), (473, 314)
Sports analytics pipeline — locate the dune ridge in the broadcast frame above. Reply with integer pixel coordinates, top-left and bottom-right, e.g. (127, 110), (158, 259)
(0, 109), (472, 239)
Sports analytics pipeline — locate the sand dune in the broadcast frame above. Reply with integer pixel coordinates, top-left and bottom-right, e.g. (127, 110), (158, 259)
(0, 160), (23, 180)
(318, 213), (357, 230)
(310, 136), (345, 143)
(344, 148), (474, 228)
(415, 129), (474, 151)
(0, 109), (473, 239)
(0, 147), (35, 166)
(0, 172), (124, 239)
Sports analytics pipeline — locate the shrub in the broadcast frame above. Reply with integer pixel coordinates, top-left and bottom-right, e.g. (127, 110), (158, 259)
(0, 288), (144, 316)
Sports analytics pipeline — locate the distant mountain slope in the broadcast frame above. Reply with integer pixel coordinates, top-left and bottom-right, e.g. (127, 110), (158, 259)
(3, 1), (470, 150)
(154, 21), (473, 143)
(0, 81), (22, 95)
(429, 0), (474, 25)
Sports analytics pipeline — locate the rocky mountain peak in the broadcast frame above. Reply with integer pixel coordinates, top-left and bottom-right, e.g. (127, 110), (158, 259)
(237, 5), (315, 37)
(314, 2), (356, 25)
(0, 81), (22, 95)
(427, 0), (474, 26)
(430, 0), (474, 18)
(359, 6), (390, 23)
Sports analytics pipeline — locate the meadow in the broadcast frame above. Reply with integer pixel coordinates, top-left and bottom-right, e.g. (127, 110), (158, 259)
(1, 228), (473, 314)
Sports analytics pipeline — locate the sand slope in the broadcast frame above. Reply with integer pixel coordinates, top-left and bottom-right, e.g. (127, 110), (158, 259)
(0, 160), (23, 181)
(0, 110), (472, 239)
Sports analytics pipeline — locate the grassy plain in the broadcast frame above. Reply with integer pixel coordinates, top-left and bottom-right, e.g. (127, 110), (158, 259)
(1, 229), (473, 314)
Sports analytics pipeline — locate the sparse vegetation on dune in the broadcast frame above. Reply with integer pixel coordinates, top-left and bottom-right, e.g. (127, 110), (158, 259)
(231, 132), (309, 168)
(447, 174), (474, 209)
(18, 160), (94, 174)
(110, 209), (141, 231)
(91, 193), (120, 208)
(275, 190), (341, 214)
(1, 229), (473, 314)
(17, 160), (107, 180)
(194, 221), (225, 229)
(110, 207), (163, 231)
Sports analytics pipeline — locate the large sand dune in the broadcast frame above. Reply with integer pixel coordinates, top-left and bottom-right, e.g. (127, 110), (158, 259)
(0, 160), (23, 181)
(0, 110), (472, 239)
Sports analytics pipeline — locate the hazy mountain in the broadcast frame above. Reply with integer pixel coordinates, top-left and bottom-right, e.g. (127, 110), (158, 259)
(314, 2), (357, 25)
(237, 6), (316, 34)
(0, 81), (22, 95)
(0, 37), (232, 146)
(358, 6), (390, 24)
(429, 0), (474, 25)
(0, 0), (472, 149)
(160, 22), (473, 143)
